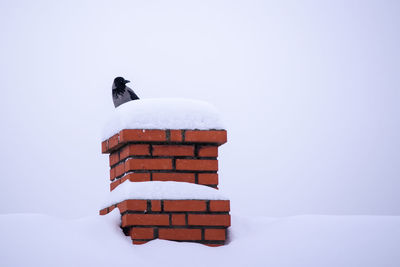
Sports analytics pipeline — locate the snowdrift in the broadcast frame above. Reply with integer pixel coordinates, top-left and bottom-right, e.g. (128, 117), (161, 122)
(1, 212), (399, 267)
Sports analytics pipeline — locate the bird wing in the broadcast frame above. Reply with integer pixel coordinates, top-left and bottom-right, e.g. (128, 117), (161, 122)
(127, 87), (139, 100)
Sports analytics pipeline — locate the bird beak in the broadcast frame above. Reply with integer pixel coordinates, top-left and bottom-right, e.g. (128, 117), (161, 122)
(124, 80), (130, 84)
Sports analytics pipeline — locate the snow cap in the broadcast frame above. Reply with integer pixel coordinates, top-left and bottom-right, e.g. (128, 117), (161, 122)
(102, 98), (225, 141)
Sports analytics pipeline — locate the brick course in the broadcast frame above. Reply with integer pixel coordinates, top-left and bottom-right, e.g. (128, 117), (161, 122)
(198, 173), (218, 186)
(159, 229), (201, 241)
(198, 146), (218, 157)
(164, 200), (207, 212)
(122, 214), (170, 227)
(152, 145), (194, 156)
(210, 200), (230, 212)
(103, 129), (225, 188)
(117, 200), (147, 213)
(205, 229), (226, 241)
(152, 172), (195, 183)
(120, 129), (166, 143)
(126, 158), (172, 171)
(188, 214), (231, 226)
(102, 129), (227, 154)
(100, 199), (230, 245)
(175, 159), (218, 171)
(130, 228), (155, 240)
(185, 130), (227, 144)
(120, 144), (150, 159)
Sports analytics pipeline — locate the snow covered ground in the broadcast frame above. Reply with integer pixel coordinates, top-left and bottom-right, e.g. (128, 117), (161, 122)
(1, 210), (399, 267)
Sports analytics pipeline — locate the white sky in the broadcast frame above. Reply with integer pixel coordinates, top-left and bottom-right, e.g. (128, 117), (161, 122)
(0, 0), (399, 218)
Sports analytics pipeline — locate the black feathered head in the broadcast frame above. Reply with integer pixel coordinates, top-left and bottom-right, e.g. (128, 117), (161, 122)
(113, 77), (130, 89)
(113, 77), (130, 97)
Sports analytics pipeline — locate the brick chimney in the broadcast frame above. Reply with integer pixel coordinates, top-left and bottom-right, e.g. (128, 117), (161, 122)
(100, 129), (230, 246)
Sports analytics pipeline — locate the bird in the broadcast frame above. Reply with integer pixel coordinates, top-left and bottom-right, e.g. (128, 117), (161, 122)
(112, 76), (139, 108)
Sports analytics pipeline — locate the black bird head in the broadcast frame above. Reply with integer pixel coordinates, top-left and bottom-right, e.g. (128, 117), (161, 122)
(113, 76), (130, 90)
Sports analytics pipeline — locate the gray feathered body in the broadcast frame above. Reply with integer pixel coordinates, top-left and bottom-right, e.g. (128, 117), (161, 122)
(112, 84), (139, 108)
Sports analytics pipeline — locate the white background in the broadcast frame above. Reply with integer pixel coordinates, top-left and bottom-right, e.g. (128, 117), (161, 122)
(0, 0), (399, 218)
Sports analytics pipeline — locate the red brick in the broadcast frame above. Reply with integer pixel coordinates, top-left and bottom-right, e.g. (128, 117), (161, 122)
(159, 229), (201, 241)
(170, 130), (182, 142)
(205, 229), (226, 241)
(164, 200), (207, 212)
(109, 152), (120, 166)
(126, 172), (151, 182)
(198, 146), (218, 157)
(108, 134), (121, 151)
(132, 240), (148, 245)
(101, 140), (108, 154)
(122, 214), (170, 227)
(204, 243), (223, 247)
(175, 159), (218, 171)
(120, 144), (150, 159)
(152, 172), (195, 183)
(210, 200), (230, 212)
(152, 145), (194, 156)
(109, 206), (116, 213)
(198, 173), (218, 185)
(188, 214), (231, 226)
(185, 130), (227, 144)
(117, 200), (147, 213)
(99, 208), (109, 215)
(130, 228), (154, 240)
(109, 168), (116, 181)
(110, 179), (121, 191)
(151, 200), (161, 212)
(120, 176), (128, 184)
(115, 163), (125, 177)
(112, 174), (153, 191)
(171, 214), (186, 225)
(126, 158), (172, 171)
(119, 129), (166, 143)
